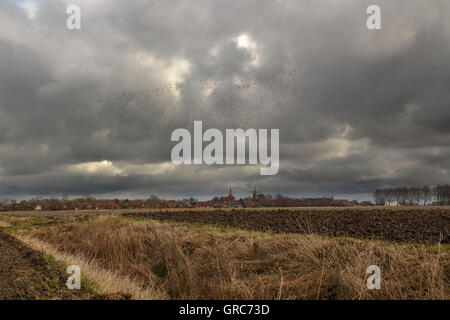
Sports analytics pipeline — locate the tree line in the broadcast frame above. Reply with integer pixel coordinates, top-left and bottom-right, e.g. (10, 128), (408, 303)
(373, 185), (450, 206)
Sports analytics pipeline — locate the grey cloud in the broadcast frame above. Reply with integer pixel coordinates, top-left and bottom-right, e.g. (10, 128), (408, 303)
(1, 0), (450, 200)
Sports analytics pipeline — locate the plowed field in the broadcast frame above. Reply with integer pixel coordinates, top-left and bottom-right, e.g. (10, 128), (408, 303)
(124, 207), (450, 243)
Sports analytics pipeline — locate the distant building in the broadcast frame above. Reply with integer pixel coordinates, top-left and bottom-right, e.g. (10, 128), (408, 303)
(196, 201), (212, 208)
(385, 201), (400, 207)
(34, 205), (42, 211)
(227, 188), (235, 201)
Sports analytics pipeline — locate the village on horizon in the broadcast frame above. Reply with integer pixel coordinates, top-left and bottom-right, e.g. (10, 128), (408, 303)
(1, 187), (375, 211)
(2, 184), (450, 212)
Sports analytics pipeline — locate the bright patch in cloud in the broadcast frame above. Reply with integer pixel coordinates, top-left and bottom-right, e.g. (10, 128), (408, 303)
(20, 0), (39, 20)
(118, 162), (177, 176)
(65, 160), (124, 176)
(135, 52), (191, 85)
(234, 34), (259, 67)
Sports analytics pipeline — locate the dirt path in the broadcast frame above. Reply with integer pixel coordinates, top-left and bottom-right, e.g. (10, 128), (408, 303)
(0, 230), (90, 300)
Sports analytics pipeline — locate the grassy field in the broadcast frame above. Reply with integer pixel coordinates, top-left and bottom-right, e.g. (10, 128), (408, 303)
(0, 209), (448, 300)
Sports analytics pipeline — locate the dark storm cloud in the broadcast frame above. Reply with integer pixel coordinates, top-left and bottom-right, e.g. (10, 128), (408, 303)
(1, 0), (450, 199)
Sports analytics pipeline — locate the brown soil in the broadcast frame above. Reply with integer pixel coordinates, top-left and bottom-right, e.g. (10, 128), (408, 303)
(124, 208), (450, 244)
(0, 230), (90, 300)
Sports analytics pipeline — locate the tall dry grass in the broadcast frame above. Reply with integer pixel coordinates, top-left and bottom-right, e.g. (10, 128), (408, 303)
(17, 216), (449, 300)
(0, 221), (11, 228)
(16, 233), (167, 300)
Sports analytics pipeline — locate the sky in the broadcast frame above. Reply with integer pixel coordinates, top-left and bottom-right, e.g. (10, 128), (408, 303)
(1, 0), (450, 201)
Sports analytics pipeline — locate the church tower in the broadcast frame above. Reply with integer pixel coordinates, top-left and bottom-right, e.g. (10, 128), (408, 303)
(228, 188), (235, 201)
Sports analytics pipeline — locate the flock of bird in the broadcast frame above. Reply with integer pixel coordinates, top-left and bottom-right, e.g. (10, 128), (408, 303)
(59, 69), (308, 137)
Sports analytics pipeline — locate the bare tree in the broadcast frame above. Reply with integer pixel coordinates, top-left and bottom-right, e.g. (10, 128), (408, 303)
(422, 185), (432, 206)
(413, 186), (423, 206)
(374, 184), (447, 207)
(373, 189), (384, 205)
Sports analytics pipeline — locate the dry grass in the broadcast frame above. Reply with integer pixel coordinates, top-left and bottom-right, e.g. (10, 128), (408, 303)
(16, 215), (449, 300)
(16, 233), (167, 300)
(0, 220), (11, 228)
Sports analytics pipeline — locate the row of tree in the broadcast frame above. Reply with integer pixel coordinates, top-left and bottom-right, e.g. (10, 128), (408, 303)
(373, 184), (450, 206)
